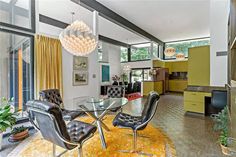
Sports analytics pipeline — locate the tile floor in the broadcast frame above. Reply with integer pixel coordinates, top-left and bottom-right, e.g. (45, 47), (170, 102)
(124, 93), (226, 157)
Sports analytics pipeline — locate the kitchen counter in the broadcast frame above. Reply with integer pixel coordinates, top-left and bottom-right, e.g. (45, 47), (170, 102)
(185, 85), (226, 93)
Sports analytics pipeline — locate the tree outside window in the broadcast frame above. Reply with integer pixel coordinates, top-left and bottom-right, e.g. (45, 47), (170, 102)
(120, 47), (128, 62)
(131, 43), (151, 61)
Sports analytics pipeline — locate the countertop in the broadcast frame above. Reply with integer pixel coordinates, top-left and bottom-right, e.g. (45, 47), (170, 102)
(169, 79), (188, 81)
(185, 85), (226, 93)
(142, 80), (163, 82)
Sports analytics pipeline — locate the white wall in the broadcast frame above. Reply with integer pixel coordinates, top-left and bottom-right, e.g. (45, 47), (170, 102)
(101, 42), (121, 81)
(210, 0), (230, 87)
(62, 48), (100, 104)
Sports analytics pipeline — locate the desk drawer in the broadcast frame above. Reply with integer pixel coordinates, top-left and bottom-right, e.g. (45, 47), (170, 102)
(184, 91), (210, 103)
(184, 101), (204, 113)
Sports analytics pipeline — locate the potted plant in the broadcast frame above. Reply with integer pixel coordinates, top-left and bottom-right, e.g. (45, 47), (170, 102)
(212, 106), (231, 155)
(120, 73), (128, 83)
(112, 75), (120, 85)
(0, 97), (17, 149)
(9, 126), (29, 141)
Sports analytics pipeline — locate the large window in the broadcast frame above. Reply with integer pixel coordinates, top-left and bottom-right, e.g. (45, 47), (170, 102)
(152, 42), (159, 58)
(0, 0), (35, 32)
(165, 38), (210, 59)
(0, 30), (34, 111)
(120, 47), (128, 62)
(131, 43), (151, 61)
(130, 68), (151, 82)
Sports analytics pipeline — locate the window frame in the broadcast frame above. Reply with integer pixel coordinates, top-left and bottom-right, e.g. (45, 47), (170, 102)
(0, 0), (36, 33)
(0, 27), (35, 110)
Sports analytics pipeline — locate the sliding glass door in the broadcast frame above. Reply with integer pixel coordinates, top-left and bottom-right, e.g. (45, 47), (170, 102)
(130, 68), (151, 82)
(0, 30), (34, 112)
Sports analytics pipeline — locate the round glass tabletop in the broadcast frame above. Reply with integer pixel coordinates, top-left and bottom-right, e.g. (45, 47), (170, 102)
(76, 97), (128, 112)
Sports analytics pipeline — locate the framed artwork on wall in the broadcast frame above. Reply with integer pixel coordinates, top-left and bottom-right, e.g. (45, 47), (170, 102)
(73, 71), (88, 86)
(73, 56), (88, 70)
(100, 64), (110, 85)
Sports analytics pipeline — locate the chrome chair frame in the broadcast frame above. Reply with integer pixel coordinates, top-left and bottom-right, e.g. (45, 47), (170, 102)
(117, 99), (159, 157)
(28, 108), (95, 157)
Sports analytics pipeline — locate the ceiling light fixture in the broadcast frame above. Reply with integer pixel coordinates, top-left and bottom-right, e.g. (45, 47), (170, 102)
(164, 47), (176, 57)
(59, 11), (97, 56)
(176, 53), (185, 60)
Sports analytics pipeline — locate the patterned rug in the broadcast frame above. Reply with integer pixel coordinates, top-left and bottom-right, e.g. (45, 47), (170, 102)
(8, 116), (176, 157)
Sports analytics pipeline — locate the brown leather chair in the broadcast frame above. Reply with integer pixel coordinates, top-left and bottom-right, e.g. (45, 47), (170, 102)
(39, 89), (83, 121)
(26, 100), (96, 157)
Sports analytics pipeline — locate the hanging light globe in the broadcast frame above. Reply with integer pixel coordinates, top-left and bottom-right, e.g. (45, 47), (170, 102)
(176, 53), (185, 60)
(164, 47), (176, 57)
(59, 20), (97, 56)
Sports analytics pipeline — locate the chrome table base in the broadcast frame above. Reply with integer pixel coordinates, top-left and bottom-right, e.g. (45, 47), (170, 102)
(79, 101), (116, 149)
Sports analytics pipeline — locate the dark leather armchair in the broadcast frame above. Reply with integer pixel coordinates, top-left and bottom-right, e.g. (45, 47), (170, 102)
(26, 100), (96, 157)
(39, 89), (83, 121)
(107, 86), (125, 112)
(211, 90), (227, 110)
(113, 91), (160, 156)
(107, 86), (125, 98)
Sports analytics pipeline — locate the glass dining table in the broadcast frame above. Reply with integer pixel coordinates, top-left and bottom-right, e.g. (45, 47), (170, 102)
(64, 97), (128, 149)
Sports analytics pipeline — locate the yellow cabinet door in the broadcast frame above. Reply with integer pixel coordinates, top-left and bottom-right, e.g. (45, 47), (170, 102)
(143, 82), (154, 96)
(165, 62), (172, 74)
(171, 61), (188, 72)
(188, 46), (210, 86)
(153, 60), (165, 68)
(169, 80), (188, 92)
(154, 81), (163, 94)
(184, 91), (211, 102)
(184, 101), (205, 113)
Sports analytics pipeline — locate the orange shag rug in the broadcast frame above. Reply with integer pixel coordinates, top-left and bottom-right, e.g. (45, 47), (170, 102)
(9, 116), (176, 157)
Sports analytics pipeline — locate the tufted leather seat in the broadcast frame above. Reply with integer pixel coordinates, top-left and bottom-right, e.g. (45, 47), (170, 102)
(107, 86), (125, 112)
(113, 112), (143, 130)
(26, 100), (96, 157)
(39, 89), (84, 121)
(112, 91), (160, 155)
(107, 86), (124, 98)
(67, 121), (97, 143)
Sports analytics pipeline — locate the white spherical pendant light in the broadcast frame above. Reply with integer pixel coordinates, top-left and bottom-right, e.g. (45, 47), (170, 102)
(59, 20), (97, 56)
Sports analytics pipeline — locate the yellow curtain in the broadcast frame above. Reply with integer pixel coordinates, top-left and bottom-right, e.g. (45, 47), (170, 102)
(35, 35), (63, 99)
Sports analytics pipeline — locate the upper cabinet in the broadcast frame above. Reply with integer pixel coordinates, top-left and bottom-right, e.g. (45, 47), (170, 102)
(153, 60), (188, 74)
(188, 46), (210, 86)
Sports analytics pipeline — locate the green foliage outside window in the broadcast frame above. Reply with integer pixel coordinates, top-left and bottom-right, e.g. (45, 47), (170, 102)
(131, 47), (151, 61)
(120, 47), (128, 62)
(165, 39), (210, 59)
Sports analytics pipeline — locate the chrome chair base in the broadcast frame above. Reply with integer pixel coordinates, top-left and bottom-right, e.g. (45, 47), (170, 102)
(52, 144), (68, 157)
(126, 133), (151, 139)
(118, 150), (153, 156)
